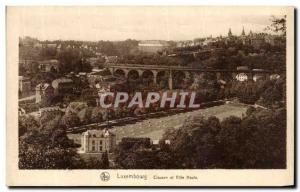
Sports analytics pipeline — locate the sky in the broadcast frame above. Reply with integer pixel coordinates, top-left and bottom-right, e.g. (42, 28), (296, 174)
(13, 7), (282, 41)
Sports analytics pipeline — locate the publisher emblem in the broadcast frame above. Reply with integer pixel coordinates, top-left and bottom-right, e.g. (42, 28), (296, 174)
(100, 172), (110, 182)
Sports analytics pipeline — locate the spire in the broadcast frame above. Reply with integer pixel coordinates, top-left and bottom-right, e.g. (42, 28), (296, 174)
(249, 30), (253, 36)
(242, 26), (245, 36)
(228, 28), (232, 37)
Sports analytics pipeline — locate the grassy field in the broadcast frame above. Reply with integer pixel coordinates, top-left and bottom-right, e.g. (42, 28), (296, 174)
(113, 103), (248, 142)
(68, 103), (248, 144)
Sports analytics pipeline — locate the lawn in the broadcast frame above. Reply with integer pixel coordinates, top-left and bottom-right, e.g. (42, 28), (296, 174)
(68, 103), (248, 143)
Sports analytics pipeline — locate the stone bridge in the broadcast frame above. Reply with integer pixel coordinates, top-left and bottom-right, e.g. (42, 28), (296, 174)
(105, 63), (273, 89)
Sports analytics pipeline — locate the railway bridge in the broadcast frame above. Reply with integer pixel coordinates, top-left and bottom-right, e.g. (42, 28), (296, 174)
(105, 63), (273, 89)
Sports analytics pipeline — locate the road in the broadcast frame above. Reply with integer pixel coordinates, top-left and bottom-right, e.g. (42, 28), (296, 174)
(19, 95), (36, 102)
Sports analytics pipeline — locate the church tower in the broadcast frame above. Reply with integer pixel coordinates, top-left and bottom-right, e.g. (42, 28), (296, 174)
(241, 26), (245, 36)
(241, 27), (246, 45)
(228, 28), (233, 37)
(249, 30), (253, 36)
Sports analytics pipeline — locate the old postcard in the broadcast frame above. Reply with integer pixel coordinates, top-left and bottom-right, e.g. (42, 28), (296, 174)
(6, 6), (294, 186)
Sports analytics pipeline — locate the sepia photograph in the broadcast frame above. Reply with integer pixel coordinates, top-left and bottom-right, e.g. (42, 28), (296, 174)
(6, 6), (294, 186)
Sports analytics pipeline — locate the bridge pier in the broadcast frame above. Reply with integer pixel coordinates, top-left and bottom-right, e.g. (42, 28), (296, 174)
(184, 71), (190, 79)
(152, 70), (158, 84)
(108, 68), (114, 75)
(124, 69), (130, 78)
(137, 70), (144, 77)
(248, 72), (254, 81)
(168, 70), (173, 90)
(106, 64), (274, 88)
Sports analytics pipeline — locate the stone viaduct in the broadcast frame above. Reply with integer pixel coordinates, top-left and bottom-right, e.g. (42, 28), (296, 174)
(105, 63), (273, 90)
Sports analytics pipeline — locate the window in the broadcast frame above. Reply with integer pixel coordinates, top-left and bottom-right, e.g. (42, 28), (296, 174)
(100, 140), (102, 145)
(92, 140), (96, 151)
(100, 146), (103, 151)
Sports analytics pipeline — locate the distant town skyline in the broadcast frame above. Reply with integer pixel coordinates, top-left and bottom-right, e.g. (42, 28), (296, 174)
(15, 7), (282, 41)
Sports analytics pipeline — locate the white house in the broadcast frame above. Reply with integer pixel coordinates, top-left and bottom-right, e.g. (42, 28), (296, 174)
(79, 129), (116, 154)
(236, 73), (248, 82)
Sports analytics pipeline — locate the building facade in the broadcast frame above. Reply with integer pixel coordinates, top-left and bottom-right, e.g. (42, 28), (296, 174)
(35, 83), (54, 103)
(37, 106), (61, 117)
(19, 76), (31, 96)
(52, 77), (74, 95)
(38, 59), (59, 72)
(80, 129), (116, 153)
(236, 73), (248, 82)
(138, 40), (170, 53)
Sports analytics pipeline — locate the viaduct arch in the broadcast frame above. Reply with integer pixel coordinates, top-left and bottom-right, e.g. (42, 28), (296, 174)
(107, 64), (273, 90)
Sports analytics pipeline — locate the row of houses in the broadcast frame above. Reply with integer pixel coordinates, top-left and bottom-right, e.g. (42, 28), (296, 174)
(175, 28), (285, 49)
(31, 67), (280, 105)
(234, 66), (281, 82)
(35, 77), (79, 104)
(20, 36), (105, 56)
(19, 59), (59, 73)
(34, 69), (126, 104)
(138, 40), (171, 53)
(20, 56), (106, 74)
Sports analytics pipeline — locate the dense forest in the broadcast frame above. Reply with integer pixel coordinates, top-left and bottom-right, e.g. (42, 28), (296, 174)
(115, 106), (286, 169)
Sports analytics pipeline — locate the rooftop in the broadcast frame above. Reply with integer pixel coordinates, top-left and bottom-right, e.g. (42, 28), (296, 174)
(138, 40), (170, 47)
(52, 78), (73, 88)
(35, 83), (52, 90)
(82, 129), (116, 137)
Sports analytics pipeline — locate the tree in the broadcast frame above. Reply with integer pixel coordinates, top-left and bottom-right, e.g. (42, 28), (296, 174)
(77, 156), (105, 169)
(166, 116), (221, 168)
(97, 41), (119, 56)
(40, 46), (57, 59)
(189, 74), (219, 102)
(266, 15), (287, 37)
(159, 107), (286, 169)
(29, 62), (40, 74)
(65, 102), (88, 114)
(19, 115), (39, 136)
(61, 112), (80, 128)
(19, 65), (27, 76)
(101, 151), (110, 169)
(77, 107), (92, 124)
(216, 116), (244, 168)
(91, 107), (103, 124)
(19, 118), (80, 169)
(19, 138), (79, 169)
(115, 137), (156, 169)
(238, 109), (286, 168)
(19, 37), (41, 61)
(57, 49), (92, 74)
(257, 77), (285, 108)
(40, 111), (62, 128)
